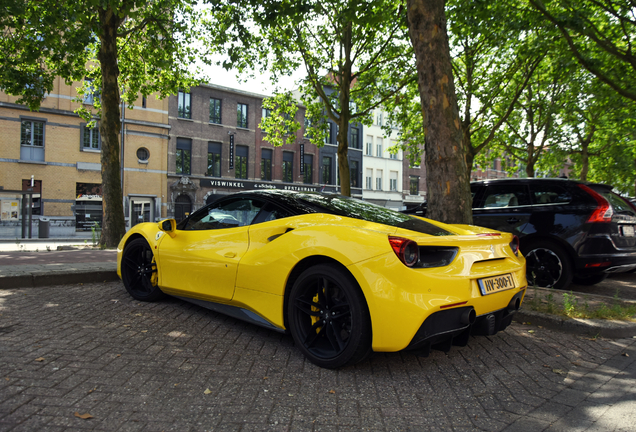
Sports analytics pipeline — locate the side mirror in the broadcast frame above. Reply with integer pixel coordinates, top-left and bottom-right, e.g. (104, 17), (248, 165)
(158, 219), (177, 238)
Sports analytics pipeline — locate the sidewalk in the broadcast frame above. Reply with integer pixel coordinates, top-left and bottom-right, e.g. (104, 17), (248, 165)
(1, 243), (635, 339)
(0, 241), (118, 288)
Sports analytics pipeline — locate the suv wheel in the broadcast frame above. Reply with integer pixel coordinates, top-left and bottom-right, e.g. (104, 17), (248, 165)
(522, 241), (573, 290)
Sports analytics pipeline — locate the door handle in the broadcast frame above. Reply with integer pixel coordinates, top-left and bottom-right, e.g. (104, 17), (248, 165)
(224, 252), (237, 258)
(506, 218), (520, 223)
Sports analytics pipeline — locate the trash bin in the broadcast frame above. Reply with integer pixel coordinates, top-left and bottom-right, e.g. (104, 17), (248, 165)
(38, 217), (50, 239)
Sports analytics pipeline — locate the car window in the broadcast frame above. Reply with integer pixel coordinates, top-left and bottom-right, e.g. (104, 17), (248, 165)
(470, 184), (483, 208)
(529, 184), (571, 205)
(250, 202), (293, 225)
(183, 198), (266, 230)
(604, 192), (636, 216)
(478, 185), (530, 208)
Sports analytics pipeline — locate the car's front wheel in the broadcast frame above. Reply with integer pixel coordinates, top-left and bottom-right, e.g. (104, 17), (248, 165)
(121, 238), (164, 301)
(522, 241), (573, 290)
(288, 264), (372, 369)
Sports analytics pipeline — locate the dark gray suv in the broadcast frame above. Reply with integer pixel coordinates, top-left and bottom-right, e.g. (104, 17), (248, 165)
(405, 178), (636, 290)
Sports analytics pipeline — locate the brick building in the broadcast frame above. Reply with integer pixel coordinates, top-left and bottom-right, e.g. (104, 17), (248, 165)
(167, 83), (320, 221)
(0, 78), (169, 237)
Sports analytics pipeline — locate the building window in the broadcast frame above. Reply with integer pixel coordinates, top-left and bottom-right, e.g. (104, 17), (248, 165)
(326, 123), (334, 144)
(81, 123), (100, 151)
(20, 119), (45, 162)
(137, 147), (150, 162)
(235, 145), (248, 179)
(303, 154), (313, 184)
(350, 127), (360, 149)
(83, 79), (99, 105)
(350, 160), (359, 188)
(410, 176), (419, 195)
(304, 116), (311, 138)
(261, 148), (272, 181)
(178, 91), (191, 119)
(376, 138), (383, 157)
(176, 138), (191, 174)
(365, 168), (373, 190)
(262, 107), (271, 118)
(237, 103), (248, 128)
(366, 136), (373, 156)
(376, 170), (383, 191)
(142, 96), (147, 109)
(389, 151), (397, 160)
(390, 171), (398, 191)
(376, 112), (383, 126)
(322, 156), (332, 184)
(210, 98), (222, 124)
(207, 142), (222, 177)
(283, 151), (294, 183)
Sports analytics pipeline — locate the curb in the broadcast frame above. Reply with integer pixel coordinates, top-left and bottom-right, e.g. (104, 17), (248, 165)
(516, 309), (636, 339)
(0, 269), (119, 289)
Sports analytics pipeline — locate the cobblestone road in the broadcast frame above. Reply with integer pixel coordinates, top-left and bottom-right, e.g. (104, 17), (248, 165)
(1, 282), (634, 431)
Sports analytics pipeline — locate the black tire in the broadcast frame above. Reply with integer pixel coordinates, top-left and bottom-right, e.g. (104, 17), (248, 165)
(288, 264), (372, 369)
(572, 273), (608, 286)
(121, 238), (164, 301)
(522, 240), (573, 290)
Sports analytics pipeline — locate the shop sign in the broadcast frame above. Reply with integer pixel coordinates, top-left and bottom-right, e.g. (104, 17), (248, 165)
(200, 179), (318, 192)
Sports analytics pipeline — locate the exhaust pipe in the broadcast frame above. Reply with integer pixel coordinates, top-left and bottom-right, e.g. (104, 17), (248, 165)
(460, 308), (476, 325)
(506, 297), (521, 315)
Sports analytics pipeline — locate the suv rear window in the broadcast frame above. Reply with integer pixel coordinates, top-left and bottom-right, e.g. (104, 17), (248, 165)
(603, 192), (636, 216)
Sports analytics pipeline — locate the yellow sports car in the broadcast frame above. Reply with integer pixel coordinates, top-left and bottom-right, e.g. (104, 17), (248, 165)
(118, 190), (526, 368)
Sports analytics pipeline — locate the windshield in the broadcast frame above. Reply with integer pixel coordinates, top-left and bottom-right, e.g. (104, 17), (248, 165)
(294, 193), (454, 236)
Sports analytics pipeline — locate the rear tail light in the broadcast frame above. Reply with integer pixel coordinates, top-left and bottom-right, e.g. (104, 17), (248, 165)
(578, 184), (613, 223)
(389, 237), (458, 268)
(509, 235), (519, 256)
(389, 236), (419, 267)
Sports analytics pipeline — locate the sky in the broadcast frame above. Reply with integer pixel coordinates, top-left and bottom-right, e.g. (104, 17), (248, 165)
(198, 62), (304, 97)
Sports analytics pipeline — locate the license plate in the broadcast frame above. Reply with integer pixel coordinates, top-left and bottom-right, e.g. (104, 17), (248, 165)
(621, 225), (635, 237)
(478, 273), (516, 296)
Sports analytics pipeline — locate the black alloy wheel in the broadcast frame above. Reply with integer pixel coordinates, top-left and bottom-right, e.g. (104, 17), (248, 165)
(121, 238), (164, 301)
(288, 264), (372, 369)
(523, 241), (573, 290)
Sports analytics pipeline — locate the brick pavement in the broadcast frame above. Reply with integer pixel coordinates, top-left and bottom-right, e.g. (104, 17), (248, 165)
(0, 281), (634, 431)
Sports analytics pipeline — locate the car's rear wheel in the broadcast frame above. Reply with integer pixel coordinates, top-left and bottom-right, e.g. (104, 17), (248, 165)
(288, 264), (372, 369)
(121, 238), (164, 301)
(572, 273), (608, 286)
(522, 241), (573, 289)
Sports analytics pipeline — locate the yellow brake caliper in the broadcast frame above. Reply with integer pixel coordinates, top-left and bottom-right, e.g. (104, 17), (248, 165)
(311, 293), (322, 333)
(150, 256), (158, 286)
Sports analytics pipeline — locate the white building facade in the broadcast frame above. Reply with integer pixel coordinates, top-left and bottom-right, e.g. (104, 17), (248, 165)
(362, 110), (403, 210)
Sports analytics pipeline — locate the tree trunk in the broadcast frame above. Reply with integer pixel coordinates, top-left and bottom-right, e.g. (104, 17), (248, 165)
(406, 0), (472, 224)
(98, 7), (126, 247)
(580, 146), (589, 181)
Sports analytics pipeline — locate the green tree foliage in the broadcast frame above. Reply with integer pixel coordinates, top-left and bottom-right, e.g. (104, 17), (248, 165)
(206, 0), (415, 197)
(0, 0), (205, 247)
(553, 76), (635, 182)
(492, 58), (571, 177)
(449, 0), (545, 177)
(528, 0), (636, 102)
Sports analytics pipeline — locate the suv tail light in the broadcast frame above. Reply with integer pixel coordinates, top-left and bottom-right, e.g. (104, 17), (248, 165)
(578, 184), (613, 223)
(389, 236), (419, 267)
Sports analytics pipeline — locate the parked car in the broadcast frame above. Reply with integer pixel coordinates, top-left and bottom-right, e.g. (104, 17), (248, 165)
(118, 190), (526, 368)
(404, 178), (636, 290)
